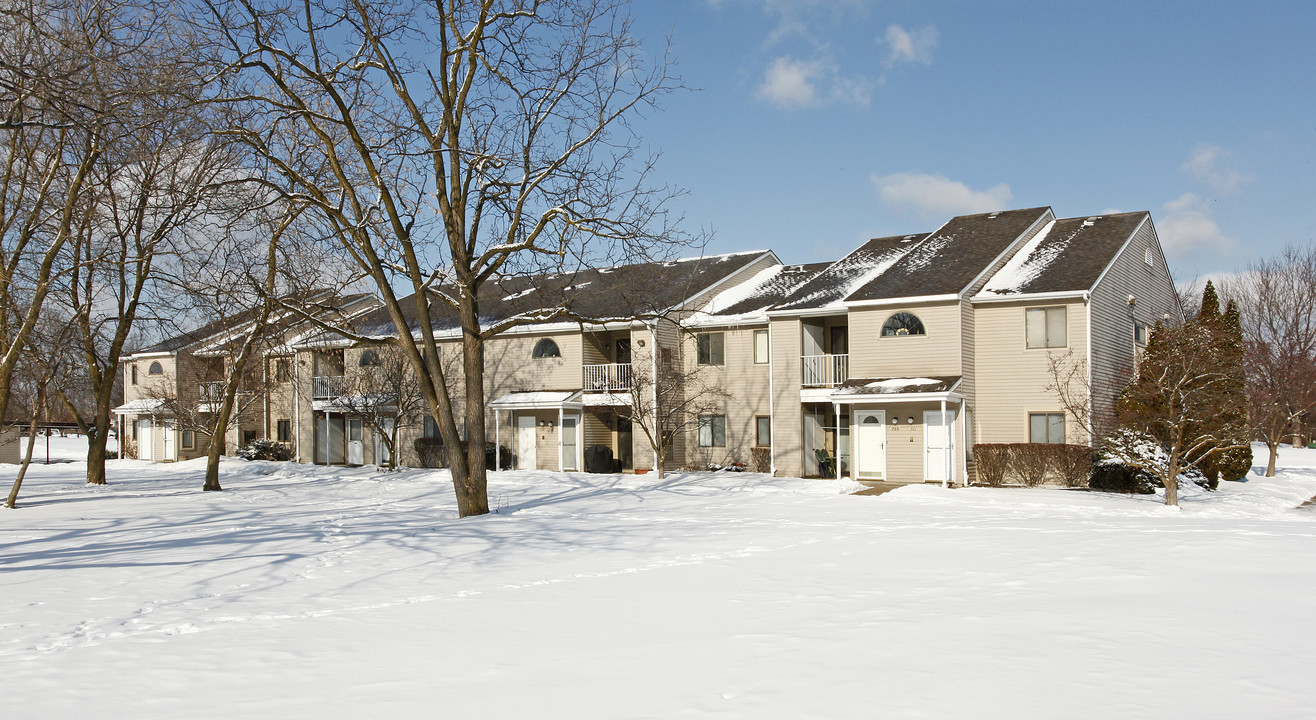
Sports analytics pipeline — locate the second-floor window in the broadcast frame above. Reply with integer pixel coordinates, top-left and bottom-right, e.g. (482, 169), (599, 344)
(1025, 307), (1067, 349)
(275, 359), (292, 382)
(882, 312), (925, 337)
(697, 332), (724, 365)
(1133, 320), (1149, 347)
(148, 361), (164, 375)
(753, 329), (769, 364)
(130, 365), (138, 385)
(359, 349), (381, 367)
(532, 338), (561, 358)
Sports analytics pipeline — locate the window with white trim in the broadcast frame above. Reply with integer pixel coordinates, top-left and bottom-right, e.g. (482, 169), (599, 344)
(753, 329), (769, 364)
(1025, 307), (1067, 349)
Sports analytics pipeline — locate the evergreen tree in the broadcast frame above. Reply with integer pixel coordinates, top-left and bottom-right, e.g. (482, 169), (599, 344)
(1218, 299), (1253, 480)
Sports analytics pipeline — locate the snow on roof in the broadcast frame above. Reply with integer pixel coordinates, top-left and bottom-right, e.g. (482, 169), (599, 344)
(832, 376), (961, 396)
(111, 399), (169, 415)
(979, 220), (1060, 295)
(700, 263), (786, 315)
(773, 237), (919, 312)
(489, 391), (582, 408)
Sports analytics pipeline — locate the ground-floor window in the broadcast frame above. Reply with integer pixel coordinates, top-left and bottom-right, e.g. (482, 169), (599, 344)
(1029, 412), (1065, 444)
(698, 415), (726, 447)
(181, 429), (194, 450)
(242, 430), (258, 446)
(755, 416), (771, 447)
(277, 419), (291, 443)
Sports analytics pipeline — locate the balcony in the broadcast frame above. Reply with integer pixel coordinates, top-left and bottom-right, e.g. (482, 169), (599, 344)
(583, 363), (631, 392)
(313, 375), (345, 399)
(802, 354), (848, 388)
(199, 381), (226, 401)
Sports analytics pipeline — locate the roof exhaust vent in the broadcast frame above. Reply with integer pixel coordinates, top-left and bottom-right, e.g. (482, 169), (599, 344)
(987, 211), (1001, 219)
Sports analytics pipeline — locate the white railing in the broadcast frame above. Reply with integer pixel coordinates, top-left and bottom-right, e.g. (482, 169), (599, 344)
(313, 375), (345, 399)
(583, 363), (632, 392)
(199, 381), (226, 401)
(802, 354), (848, 388)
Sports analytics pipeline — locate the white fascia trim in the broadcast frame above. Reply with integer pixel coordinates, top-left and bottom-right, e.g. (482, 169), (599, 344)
(956, 208), (1056, 300)
(1088, 213), (1149, 296)
(844, 294), (958, 308)
(684, 314), (770, 329)
(972, 290), (1090, 305)
(127, 351), (176, 360)
(765, 305), (847, 318)
(832, 391), (966, 404)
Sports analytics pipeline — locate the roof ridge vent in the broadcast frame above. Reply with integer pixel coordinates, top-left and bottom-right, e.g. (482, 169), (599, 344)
(1082, 216), (1102, 227)
(901, 234), (919, 242)
(987, 211), (1001, 219)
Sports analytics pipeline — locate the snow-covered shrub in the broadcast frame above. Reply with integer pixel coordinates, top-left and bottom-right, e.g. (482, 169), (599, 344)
(1094, 428), (1209, 494)
(237, 439), (292, 461)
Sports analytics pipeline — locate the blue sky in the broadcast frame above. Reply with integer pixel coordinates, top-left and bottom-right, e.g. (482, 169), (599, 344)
(623, 1), (1316, 283)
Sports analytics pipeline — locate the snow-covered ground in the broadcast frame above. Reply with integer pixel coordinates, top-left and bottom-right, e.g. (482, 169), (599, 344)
(4, 443), (1316, 719)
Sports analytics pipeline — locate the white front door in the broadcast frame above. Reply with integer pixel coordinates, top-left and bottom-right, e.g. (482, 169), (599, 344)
(924, 410), (955, 483)
(376, 417), (394, 467)
(517, 415), (537, 470)
(561, 415), (579, 471)
(347, 419), (364, 465)
(138, 419), (153, 461)
(854, 410), (886, 479)
(161, 422), (176, 461)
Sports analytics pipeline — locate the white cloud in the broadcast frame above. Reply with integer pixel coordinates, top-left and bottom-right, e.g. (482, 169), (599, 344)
(1181, 144), (1252, 195)
(883, 24), (938, 66)
(1157, 193), (1233, 257)
(756, 56), (869, 109)
(871, 172), (1012, 220)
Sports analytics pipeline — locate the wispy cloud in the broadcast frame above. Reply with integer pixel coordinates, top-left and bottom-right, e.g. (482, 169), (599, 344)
(756, 56), (869, 109)
(882, 24), (938, 66)
(1157, 192), (1233, 257)
(871, 172), (1012, 220)
(1181, 144), (1252, 195)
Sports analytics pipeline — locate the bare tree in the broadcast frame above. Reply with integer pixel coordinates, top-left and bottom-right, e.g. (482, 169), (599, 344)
(332, 343), (427, 470)
(1220, 245), (1316, 475)
(5, 316), (78, 507)
(625, 325), (727, 479)
(206, 0), (691, 516)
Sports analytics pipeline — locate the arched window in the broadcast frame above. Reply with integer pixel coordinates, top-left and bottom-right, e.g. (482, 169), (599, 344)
(532, 338), (561, 358)
(148, 361), (164, 375)
(881, 312), (926, 337)
(359, 349), (381, 367)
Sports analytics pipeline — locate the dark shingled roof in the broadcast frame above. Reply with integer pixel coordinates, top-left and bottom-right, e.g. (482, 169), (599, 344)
(833, 375), (962, 396)
(772, 235), (925, 312)
(845, 207), (1052, 302)
(977, 212), (1149, 296)
(354, 251), (770, 337)
(711, 261), (831, 316)
(136, 291), (377, 355)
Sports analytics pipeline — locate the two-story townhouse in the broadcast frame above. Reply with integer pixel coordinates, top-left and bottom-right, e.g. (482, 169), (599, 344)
(114, 292), (379, 462)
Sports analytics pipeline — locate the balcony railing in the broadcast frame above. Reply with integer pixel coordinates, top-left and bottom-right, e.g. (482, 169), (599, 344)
(802, 354), (848, 388)
(583, 363), (631, 392)
(313, 375), (345, 399)
(199, 381), (226, 401)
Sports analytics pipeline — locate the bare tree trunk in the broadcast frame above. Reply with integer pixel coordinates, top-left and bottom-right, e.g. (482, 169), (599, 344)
(5, 388), (46, 508)
(456, 297), (489, 516)
(1266, 439), (1279, 477)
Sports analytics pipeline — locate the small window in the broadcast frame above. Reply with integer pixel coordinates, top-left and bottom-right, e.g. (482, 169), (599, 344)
(242, 430), (258, 446)
(753, 330), (769, 364)
(532, 339), (561, 358)
(148, 361), (164, 375)
(1145, 247), (1155, 267)
(131, 421), (138, 440)
(1025, 307), (1067, 349)
(130, 365), (138, 385)
(1133, 320), (1148, 347)
(359, 349), (381, 367)
(698, 415), (726, 447)
(275, 359), (292, 382)
(881, 312), (926, 337)
(756, 416), (771, 447)
(277, 419), (291, 443)
(181, 429), (195, 450)
(1029, 413), (1065, 444)
(423, 415), (439, 439)
(696, 332), (724, 365)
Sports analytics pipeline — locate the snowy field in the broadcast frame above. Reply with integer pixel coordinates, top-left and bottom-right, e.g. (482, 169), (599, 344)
(4, 442), (1316, 719)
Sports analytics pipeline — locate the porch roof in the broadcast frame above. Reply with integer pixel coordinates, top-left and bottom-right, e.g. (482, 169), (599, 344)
(830, 376), (963, 403)
(489, 391), (583, 410)
(111, 399), (169, 416)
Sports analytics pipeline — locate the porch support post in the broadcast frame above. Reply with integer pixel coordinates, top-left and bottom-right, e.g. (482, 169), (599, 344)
(959, 401), (968, 488)
(494, 409), (501, 472)
(558, 406), (565, 472)
(940, 398), (949, 489)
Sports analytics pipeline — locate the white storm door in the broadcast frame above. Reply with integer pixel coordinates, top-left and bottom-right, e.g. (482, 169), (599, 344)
(376, 417), (394, 466)
(347, 419), (364, 465)
(854, 410), (886, 479)
(924, 410), (955, 483)
(161, 423), (176, 461)
(517, 415), (537, 470)
(561, 415), (579, 471)
(138, 419), (154, 461)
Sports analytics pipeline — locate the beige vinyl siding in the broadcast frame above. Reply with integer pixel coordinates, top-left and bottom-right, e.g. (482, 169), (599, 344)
(680, 323), (771, 468)
(1088, 218), (1181, 428)
(973, 299), (1089, 444)
(770, 317), (803, 476)
(682, 253), (778, 311)
(628, 326), (657, 470)
(484, 331), (583, 396)
(651, 318), (684, 470)
(847, 301), (963, 379)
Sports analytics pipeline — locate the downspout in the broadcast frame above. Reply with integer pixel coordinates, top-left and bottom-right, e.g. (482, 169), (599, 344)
(649, 319), (661, 474)
(294, 352), (302, 463)
(1085, 292), (1093, 445)
(767, 322), (776, 476)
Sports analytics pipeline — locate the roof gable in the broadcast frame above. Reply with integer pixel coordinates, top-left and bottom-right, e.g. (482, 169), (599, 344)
(772, 235), (924, 312)
(977, 212), (1150, 297)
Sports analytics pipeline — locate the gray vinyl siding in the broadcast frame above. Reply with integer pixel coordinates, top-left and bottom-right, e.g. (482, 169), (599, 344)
(769, 317), (803, 476)
(0, 428), (20, 464)
(1088, 219), (1181, 430)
